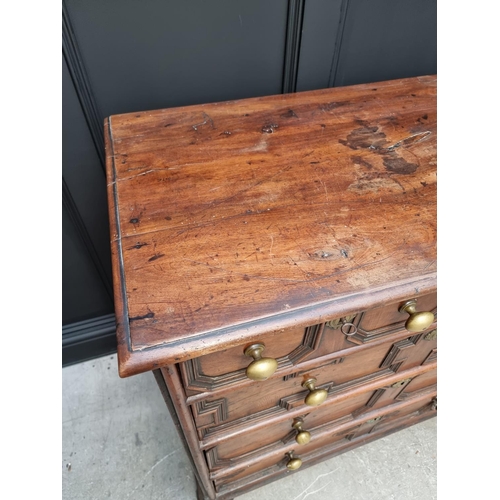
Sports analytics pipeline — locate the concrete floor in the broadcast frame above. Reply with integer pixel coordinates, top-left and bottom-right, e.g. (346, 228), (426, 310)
(62, 354), (436, 500)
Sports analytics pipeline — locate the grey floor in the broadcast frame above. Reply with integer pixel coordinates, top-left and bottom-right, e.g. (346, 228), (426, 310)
(62, 354), (437, 500)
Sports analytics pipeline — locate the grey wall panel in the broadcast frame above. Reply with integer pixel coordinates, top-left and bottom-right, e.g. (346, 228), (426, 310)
(282, 0), (305, 93)
(63, 203), (113, 325)
(62, 57), (112, 292)
(296, 0), (343, 92)
(64, 0), (289, 117)
(333, 0), (437, 87)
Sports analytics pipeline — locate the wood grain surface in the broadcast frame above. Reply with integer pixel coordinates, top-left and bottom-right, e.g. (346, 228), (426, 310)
(105, 76), (437, 376)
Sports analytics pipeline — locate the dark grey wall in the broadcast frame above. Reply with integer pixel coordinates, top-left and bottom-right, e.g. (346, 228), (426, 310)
(62, 0), (437, 365)
(332, 0), (437, 87)
(65, 0), (290, 117)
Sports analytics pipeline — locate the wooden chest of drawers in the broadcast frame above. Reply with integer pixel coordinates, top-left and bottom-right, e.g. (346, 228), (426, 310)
(105, 75), (437, 499)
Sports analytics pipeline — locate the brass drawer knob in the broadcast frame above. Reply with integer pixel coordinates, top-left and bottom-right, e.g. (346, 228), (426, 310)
(244, 343), (278, 381)
(398, 299), (435, 332)
(302, 377), (328, 406)
(292, 418), (311, 445)
(286, 451), (302, 470)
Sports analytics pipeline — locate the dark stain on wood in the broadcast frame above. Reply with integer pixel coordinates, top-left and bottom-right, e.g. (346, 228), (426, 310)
(128, 242), (149, 250)
(339, 126), (387, 150)
(351, 155), (373, 169)
(383, 157), (419, 175)
(148, 253), (165, 262)
(129, 312), (155, 322)
(280, 109), (298, 119)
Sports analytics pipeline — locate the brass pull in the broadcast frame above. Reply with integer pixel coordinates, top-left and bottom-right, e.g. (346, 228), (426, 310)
(340, 320), (357, 336)
(244, 343), (278, 381)
(398, 299), (435, 332)
(292, 418), (311, 445)
(302, 377), (328, 407)
(326, 314), (356, 329)
(286, 451), (302, 470)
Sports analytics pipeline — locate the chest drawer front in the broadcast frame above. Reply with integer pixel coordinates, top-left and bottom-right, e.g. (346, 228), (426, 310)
(358, 292), (436, 331)
(180, 324), (325, 394)
(339, 292), (437, 344)
(180, 292), (436, 395)
(209, 367), (436, 461)
(191, 331), (437, 433)
(212, 392), (436, 486)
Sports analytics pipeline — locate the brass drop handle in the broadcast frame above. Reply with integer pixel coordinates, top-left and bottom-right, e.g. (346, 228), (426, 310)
(340, 320), (357, 336)
(398, 299), (435, 332)
(302, 377), (328, 407)
(286, 451), (302, 470)
(244, 343), (278, 381)
(292, 418), (311, 445)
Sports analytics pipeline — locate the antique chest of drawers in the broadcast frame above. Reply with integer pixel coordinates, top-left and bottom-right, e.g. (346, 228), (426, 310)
(105, 75), (437, 499)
